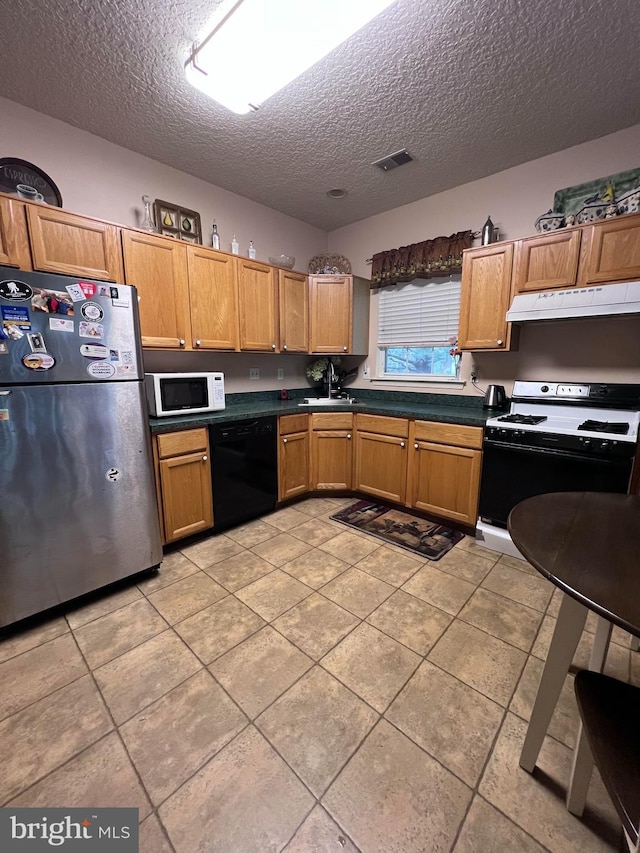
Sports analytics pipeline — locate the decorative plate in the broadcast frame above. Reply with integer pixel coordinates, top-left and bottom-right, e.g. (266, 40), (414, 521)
(308, 254), (352, 275)
(0, 158), (62, 206)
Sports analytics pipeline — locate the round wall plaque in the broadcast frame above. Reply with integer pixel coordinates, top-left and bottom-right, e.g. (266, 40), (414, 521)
(0, 158), (62, 207)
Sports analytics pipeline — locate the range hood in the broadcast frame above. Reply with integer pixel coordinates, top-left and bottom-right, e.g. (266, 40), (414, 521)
(506, 280), (640, 323)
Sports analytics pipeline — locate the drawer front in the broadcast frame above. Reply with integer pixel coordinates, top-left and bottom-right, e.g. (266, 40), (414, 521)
(413, 420), (483, 449)
(311, 412), (354, 430)
(356, 413), (408, 438)
(157, 428), (209, 458)
(279, 414), (309, 435)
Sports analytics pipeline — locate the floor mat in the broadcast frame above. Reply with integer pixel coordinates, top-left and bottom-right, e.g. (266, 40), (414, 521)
(330, 500), (465, 561)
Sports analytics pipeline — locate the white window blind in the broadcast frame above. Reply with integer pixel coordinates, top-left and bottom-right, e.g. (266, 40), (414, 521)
(378, 277), (461, 344)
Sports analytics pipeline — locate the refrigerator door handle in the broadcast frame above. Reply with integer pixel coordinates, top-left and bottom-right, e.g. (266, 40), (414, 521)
(0, 390), (11, 395)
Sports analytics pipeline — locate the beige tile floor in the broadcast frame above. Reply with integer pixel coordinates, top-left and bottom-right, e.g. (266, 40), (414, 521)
(0, 497), (635, 852)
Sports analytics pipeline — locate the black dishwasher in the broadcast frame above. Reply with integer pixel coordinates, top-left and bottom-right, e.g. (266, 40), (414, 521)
(209, 417), (278, 530)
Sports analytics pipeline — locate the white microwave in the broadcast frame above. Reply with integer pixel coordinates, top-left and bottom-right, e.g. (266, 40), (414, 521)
(145, 372), (225, 417)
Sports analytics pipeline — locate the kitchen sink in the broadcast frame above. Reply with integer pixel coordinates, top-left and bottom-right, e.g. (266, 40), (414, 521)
(298, 397), (358, 406)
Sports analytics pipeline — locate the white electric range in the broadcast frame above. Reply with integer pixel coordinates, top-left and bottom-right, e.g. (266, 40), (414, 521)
(477, 381), (640, 557)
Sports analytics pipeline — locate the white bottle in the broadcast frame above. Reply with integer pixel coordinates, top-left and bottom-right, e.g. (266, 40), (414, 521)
(231, 234), (239, 255)
(248, 240), (256, 259)
(212, 222), (220, 250)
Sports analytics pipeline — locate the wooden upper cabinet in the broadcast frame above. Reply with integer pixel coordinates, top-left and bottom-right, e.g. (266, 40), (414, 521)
(279, 269), (308, 352)
(458, 243), (515, 351)
(579, 214), (640, 286)
(26, 205), (122, 281)
(513, 229), (582, 293)
(309, 275), (353, 353)
(121, 230), (190, 349)
(237, 259), (278, 351)
(0, 197), (31, 269)
(187, 246), (239, 350)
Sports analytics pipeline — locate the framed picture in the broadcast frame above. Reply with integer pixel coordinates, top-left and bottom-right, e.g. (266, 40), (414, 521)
(153, 199), (202, 244)
(0, 158), (63, 207)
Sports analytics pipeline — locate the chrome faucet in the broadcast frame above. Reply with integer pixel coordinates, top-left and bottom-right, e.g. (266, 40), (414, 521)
(327, 360), (336, 399)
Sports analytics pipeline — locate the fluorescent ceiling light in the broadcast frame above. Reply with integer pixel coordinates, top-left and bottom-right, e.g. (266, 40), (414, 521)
(185, 0), (395, 114)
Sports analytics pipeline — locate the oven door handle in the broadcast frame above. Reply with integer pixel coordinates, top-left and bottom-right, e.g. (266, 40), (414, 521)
(482, 439), (630, 463)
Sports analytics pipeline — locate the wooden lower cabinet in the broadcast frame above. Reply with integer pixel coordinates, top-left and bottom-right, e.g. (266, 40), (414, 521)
(155, 428), (213, 543)
(310, 413), (353, 490)
(278, 414), (309, 500)
(408, 421), (483, 525)
(354, 415), (409, 504)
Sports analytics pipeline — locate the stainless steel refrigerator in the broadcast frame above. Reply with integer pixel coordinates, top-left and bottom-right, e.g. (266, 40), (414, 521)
(0, 265), (162, 628)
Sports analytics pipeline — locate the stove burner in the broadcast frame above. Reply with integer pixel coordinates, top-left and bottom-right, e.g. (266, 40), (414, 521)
(577, 420), (630, 435)
(496, 414), (548, 425)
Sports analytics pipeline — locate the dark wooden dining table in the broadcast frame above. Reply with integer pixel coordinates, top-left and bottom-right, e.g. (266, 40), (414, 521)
(508, 491), (640, 815)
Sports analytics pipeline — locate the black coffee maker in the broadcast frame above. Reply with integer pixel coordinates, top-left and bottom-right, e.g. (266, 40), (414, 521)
(483, 384), (507, 410)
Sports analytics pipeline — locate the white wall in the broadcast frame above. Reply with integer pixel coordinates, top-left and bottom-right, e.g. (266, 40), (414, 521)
(0, 97), (326, 273)
(329, 124), (640, 395)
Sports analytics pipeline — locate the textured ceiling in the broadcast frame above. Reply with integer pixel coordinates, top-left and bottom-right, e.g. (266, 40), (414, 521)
(1, 0), (639, 230)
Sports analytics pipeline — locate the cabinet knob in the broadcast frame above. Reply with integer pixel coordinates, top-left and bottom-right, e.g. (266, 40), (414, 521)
(342, 346), (348, 352)
(202, 455), (208, 461)
(497, 339), (504, 346)
(414, 443), (419, 449)
(283, 438), (288, 443)
(271, 343), (276, 350)
(347, 433), (352, 439)
(400, 441), (406, 448)
(179, 339), (185, 347)
(283, 344), (288, 350)
(195, 339), (202, 347)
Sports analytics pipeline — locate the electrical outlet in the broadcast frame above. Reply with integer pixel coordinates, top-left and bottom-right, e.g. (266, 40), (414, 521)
(362, 364), (370, 378)
(249, 368), (260, 380)
(277, 368), (284, 380)
(470, 361), (478, 382)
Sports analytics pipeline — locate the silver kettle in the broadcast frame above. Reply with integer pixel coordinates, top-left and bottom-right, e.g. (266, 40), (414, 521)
(483, 384), (507, 410)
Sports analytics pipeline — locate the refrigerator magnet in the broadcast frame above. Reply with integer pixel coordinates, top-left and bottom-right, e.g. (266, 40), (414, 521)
(27, 332), (47, 353)
(2, 305), (31, 330)
(49, 317), (74, 333)
(81, 302), (104, 322)
(22, 353), (55, 371)
(65, 283), (86, 302)
(78, 321), (104, 339)
(97, 285), (111, 297)
(77, 281), (97, 298)
(86, 361), (115, 379)
(0, 279), (33, 301)
(80, 344), (109, 359)
(109, 286), (130, 308)
(0, 342), (8, 354)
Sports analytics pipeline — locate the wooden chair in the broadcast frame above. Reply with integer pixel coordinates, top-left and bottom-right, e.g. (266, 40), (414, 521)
(574, 670), (640, 852)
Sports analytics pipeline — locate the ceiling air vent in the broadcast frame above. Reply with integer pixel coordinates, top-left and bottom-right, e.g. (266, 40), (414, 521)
(372, 148), (413, 172)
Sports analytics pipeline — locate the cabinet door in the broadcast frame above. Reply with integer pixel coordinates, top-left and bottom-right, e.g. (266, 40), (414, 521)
(311, 430), (353, 490)
(279, 269), (308, 352)
(580, 215), (640, 286)
(27, 205), (122, 281)
(159, 450), (214, 542)
(237, 259), (278, 351)
(278, 430), (309, 500)
(121, 230), (190, 349)
(513, 230), (581, 293)
(458, 244), (515, 350)
(354, 431), (408, 504)
(187, 246), (239, 350)
(410, 441), (481, 525)
(0, 197), (31, 268)
(309, 275), (352, 353)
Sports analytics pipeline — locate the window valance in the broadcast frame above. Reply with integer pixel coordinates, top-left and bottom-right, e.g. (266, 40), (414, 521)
(370, 230), (473, 288)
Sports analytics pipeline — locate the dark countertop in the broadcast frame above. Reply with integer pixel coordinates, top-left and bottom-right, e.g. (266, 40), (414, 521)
(149, 389), (496, 433)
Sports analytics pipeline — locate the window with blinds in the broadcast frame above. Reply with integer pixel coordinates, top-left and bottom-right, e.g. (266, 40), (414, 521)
(376, 276), (461, 379)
